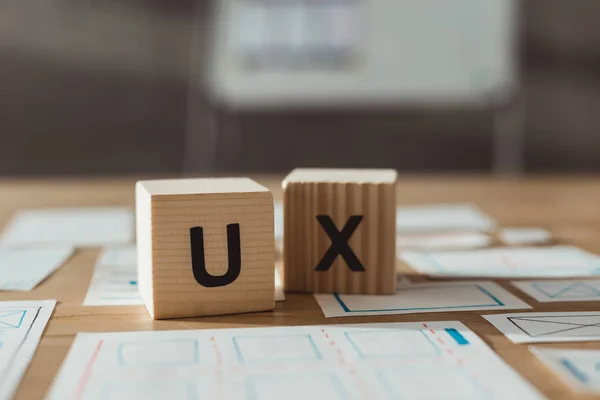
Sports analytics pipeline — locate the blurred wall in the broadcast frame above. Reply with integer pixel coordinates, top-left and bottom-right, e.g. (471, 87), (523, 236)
(0, 1), (193, 175)
(0, 0), (598, 175)
(524, 0), (600, 171)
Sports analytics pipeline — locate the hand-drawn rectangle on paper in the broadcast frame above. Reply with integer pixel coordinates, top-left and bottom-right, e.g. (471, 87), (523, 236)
(344, 329), (440, 358)
(117, 339), (199, 366)
(233, 335), (321, 363)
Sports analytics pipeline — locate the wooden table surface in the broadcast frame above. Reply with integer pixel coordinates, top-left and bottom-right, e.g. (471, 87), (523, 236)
(2, 176), (600, 400)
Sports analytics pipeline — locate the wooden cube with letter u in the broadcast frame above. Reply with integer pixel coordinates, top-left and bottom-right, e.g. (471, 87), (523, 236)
(282, 168), (397, 294)
(136, 178), (275, 319)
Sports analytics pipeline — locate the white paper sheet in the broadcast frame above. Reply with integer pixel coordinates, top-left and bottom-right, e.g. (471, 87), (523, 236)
(0, 207), (134, 247)
(274, 268), (285, 301)
(274, 202), (496, 238)
(400, 246), (600, 278)
(397, 231), (491, 251)
(530, 347), (600, 393)
(512, 279), (600, 302)
(0, 300), (56, 400)
(314, 281), (530, 318)
(396, 203), (496, 233)
(46, 321), (543, 400)
(85, 246), (285, 306)
(84, 247), (143, 306)
(0, 246), (74, 291)
(484, 311), (600, 343)
(499, 228), (551, 245)
(274, 202), (283, 240)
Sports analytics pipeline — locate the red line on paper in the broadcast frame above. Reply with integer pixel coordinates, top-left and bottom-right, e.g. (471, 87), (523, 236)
(211, 336), (223, 367)
(500, 255), (519, 270)
(211, 336), (224, 400)
(73, 340), (104, 400)
(321, 328), (371, 396)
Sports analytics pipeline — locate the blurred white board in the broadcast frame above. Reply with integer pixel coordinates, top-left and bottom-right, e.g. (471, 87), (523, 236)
(209, 0), (517, 108)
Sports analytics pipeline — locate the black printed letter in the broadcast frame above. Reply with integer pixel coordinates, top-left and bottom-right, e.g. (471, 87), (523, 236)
(315, 215), (365, 272)
(190, 224), (241, 287)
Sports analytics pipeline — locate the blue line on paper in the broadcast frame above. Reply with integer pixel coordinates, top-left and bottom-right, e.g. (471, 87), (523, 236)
(445, 328), (469, 345)
(108, 280), (138, 286)
(333, 284), (504, 313)
(0, 310), (27, 329)
(560, 358), (588, 384)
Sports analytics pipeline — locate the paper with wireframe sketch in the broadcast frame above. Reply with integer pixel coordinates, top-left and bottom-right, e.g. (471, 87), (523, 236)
(485, 311), (600, 343)
(0, 300), (56, 400)
(314, 280), (530, 318)
(512, 279), (600, 302)
(46, 321), (543, 400)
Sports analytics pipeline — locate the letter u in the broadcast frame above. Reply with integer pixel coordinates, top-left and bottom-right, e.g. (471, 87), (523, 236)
(190, 224), (241, 287)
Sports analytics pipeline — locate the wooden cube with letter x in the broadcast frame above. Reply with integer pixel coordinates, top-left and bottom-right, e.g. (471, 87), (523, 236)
(135, 178), (275, 319)
(282, 168), (397, 294)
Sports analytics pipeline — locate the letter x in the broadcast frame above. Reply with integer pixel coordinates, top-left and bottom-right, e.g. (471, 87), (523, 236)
(315, 215), (365, 272)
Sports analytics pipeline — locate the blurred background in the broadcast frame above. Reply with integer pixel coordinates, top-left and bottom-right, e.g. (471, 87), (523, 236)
(0, 0), (598, 176)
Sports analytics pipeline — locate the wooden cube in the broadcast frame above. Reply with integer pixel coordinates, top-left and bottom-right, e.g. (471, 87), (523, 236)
(136, 178), (275, 319)
(283, 169), (397, 294)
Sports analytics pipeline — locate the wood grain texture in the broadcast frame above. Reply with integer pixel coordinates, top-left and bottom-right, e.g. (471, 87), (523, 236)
(136, 178), (275, 319)
(2, 176), (600, 400)
(282, 169), (397, 294)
